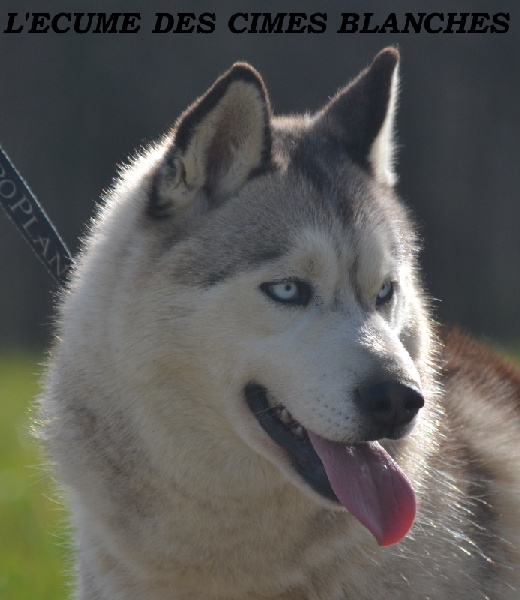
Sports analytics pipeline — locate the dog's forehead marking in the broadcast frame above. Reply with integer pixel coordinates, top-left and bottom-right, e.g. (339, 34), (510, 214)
(282, 224), (390, 313)
(166, 129), (405, 294)
(286, 228), (348, 285)
(275, 130), (403, 302)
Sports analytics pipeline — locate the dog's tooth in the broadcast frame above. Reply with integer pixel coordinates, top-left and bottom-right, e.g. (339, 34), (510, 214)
(292, 425), (304, 438)
(279, 408), (291, 424)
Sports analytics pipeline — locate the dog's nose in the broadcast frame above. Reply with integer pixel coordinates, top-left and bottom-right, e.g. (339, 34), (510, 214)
(356, 381), (424, 430)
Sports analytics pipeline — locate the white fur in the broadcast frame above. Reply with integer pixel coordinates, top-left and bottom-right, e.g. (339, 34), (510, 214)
(39, 52), (520, 599)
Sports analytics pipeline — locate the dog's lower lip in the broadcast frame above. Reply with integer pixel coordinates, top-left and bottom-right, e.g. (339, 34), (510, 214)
(244, 383), (339, 503)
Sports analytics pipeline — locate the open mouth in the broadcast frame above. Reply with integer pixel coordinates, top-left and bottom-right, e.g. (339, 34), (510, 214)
(244, 383), (417, 547)
(244, 383), (339, 503)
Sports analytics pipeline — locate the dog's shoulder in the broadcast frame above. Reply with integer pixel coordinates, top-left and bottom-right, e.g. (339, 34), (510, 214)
(442, 328), (520, 415)
(439, 328), (520, 574)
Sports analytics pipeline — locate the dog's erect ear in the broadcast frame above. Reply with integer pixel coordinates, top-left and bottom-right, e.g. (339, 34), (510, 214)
(316, 47), (399, 185)
(150, 63), (272, 218)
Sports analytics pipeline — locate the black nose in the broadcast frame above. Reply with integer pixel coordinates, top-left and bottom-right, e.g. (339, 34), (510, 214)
(356, 381), (424, 430)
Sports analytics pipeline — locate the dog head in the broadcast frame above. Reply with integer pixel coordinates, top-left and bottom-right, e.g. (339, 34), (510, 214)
(80, 49), (438, 546)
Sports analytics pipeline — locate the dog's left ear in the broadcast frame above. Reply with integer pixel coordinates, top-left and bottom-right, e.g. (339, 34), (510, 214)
(150, 63), (272, 218)
(316, 47), (399, 185)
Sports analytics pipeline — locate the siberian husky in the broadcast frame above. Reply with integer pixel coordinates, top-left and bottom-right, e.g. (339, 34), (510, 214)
(40, 48), (520, 599)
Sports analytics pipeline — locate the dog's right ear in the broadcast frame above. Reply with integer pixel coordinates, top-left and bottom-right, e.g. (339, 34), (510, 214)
(149, 63), (272, 218)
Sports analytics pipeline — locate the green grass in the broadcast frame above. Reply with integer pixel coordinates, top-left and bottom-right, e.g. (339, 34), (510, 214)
(0, 356), (69, 600)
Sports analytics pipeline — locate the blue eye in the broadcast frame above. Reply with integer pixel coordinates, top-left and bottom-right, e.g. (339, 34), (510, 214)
(376, 281), (394, 308)
(260, 280), (312, 306)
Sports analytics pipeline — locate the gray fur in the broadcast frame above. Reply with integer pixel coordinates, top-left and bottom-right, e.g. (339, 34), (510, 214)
(39, 48), (520, 599)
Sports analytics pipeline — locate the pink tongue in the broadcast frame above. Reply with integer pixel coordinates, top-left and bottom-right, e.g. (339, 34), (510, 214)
(307, 432), (416, 546)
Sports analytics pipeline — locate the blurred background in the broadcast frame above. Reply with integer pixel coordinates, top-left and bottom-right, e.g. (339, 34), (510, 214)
(1, 0), (519, 349)
(0, 1), (519, 596)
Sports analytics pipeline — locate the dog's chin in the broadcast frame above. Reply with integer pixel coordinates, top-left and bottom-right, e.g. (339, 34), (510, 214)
(244, 383), (340, 504)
